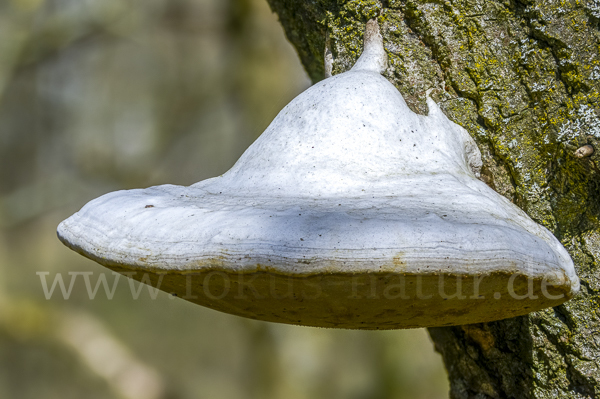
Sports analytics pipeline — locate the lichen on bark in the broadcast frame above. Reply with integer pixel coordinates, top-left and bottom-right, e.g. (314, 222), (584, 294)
(266, 0), (600, 397)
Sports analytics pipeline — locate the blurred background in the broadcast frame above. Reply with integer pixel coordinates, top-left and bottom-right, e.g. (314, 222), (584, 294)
(0, 0), (449, 398)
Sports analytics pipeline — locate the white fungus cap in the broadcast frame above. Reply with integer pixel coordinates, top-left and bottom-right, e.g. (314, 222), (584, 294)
(58, 20), (579, 329)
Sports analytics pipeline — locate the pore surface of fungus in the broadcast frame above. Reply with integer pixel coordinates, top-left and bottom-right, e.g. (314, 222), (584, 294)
(58, 20), (579, 329)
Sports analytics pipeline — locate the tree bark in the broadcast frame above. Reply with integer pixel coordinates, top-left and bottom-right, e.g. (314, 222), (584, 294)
(265, 0), (600, 397)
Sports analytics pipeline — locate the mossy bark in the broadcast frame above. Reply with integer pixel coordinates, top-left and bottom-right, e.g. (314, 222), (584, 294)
(265, 0), (600, 397)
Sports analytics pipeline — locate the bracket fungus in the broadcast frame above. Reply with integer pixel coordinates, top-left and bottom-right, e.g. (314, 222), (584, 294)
(58, 20), (579, 329)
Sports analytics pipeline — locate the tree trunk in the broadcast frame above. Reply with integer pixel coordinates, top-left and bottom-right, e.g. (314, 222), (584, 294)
(265, 0), (600, 397)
